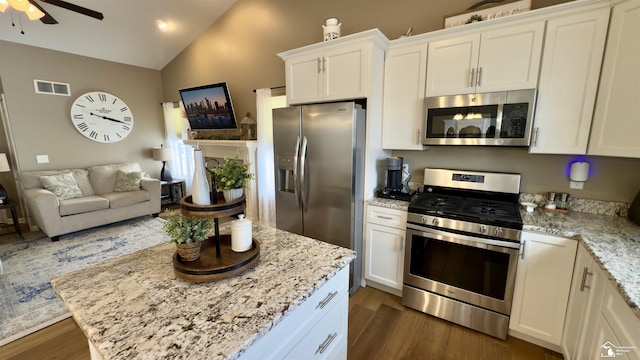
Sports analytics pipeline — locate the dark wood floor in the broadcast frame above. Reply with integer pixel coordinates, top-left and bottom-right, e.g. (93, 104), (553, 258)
(1, 285), (562, 360)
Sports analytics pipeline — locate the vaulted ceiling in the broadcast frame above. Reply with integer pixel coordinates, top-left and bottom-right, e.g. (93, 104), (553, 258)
(0, 0), (238, 70)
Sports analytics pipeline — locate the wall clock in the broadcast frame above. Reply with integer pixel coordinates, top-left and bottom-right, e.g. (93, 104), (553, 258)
(70, 91), (134, 143)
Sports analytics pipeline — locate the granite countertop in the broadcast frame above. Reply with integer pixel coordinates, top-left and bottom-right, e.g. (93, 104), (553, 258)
(521, 208), (640, 318)
(51, 223), (356, 360)
(369, 196), (640, 317)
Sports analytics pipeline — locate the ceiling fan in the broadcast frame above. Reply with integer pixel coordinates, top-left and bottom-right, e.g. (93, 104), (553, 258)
(29, 0), (103, 24)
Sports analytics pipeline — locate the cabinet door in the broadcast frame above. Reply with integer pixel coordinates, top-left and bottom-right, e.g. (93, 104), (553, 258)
(382, 43), (428, 150)
(530, 8), (609, 154)
(323, 43), (367, 101)
(562, 243), (607, 360)
(286, 52), (323, 105)
(509, 232), (577, 346)
(588, 0), (640, 158)
(425, 33), (479, 96)
(364, 223), (405, 290)
(476, 22), (544, 92)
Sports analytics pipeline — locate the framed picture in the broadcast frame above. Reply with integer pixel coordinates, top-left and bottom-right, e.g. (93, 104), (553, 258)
(444, 0), (531, 29)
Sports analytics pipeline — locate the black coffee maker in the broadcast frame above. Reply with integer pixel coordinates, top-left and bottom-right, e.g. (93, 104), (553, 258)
(385, 157), (403, 192)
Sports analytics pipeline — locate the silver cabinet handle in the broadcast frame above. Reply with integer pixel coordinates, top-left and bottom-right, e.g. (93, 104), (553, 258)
(316, 291), (338, 309)
(416, 129), (421, 145)
(322, 56), (326, 73)
(469, 68), (476, 88)
(476, 67), (482, 87)
(580, 267), (593, 291)
(315, 333), (338, 354)
(532, 127), (539, 147)
(520, 240), (526, 260)
(317, 58), (321, 73)
(377, 215), (393, 220)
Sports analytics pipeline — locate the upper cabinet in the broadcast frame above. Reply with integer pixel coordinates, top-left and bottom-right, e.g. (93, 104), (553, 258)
(588, 0), (640, 158)
(381, 40), (428, 150)
(425, 21), (544, 97)
(278, 30), (388, 105)
(529, 7), (610, 154)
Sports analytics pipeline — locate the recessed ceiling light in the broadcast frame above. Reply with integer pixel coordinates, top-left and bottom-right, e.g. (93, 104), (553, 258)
(156, 19), (168, 30)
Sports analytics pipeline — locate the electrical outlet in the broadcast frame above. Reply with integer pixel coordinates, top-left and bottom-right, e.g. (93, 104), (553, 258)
(570, 181), (584, 189)
(36, 155), (49, 164)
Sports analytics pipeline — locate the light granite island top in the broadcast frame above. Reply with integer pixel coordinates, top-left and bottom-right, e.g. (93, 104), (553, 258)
(521, 209), (640, 318)
(51, 222), (356, 360)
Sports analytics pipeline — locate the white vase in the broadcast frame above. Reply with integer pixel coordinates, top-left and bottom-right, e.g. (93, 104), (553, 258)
(191, 149), (211, 205)
(223, 188), (243, 202)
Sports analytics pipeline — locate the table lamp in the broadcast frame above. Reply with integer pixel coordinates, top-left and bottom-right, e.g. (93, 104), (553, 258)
(0, 153), (10, 203)
(152, 145), (173, 181)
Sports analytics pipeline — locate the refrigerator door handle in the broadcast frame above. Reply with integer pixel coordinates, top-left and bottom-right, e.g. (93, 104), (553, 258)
(293, 136), (301, 211)
(300, 136), (308, 211)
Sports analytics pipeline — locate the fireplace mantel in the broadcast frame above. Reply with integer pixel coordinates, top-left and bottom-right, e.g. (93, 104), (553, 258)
(184, 140), (258, 220)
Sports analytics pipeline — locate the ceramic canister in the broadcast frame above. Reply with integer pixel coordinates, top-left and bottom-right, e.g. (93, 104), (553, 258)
(231, 214), (252, 252)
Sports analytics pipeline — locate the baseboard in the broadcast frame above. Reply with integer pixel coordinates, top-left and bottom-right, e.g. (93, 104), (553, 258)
(508, 328), (562, 353)
(363, 279), (402, 297)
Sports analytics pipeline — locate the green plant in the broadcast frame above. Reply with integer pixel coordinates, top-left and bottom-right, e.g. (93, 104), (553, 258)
(162, 210), (214, 244)
(211, 153), (254, 190)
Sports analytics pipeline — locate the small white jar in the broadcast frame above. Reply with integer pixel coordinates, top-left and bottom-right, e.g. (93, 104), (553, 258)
(231, 214), (252, 252)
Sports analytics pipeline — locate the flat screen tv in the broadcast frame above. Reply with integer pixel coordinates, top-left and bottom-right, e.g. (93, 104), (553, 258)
(179, 82), (238, 130)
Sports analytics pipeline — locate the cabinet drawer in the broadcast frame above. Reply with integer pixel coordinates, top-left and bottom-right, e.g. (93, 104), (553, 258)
(366, 205), (407, 229)
(285, 293), (348, 359)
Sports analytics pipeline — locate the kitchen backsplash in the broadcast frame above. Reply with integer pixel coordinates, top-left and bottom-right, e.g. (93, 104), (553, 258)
(519, 193), (630, 217)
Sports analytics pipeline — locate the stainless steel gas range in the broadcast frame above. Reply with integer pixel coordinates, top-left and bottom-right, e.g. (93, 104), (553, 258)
(403, 168), (523, 339)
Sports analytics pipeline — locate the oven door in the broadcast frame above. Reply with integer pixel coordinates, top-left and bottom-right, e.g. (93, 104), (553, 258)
(404, 223), (519, 315)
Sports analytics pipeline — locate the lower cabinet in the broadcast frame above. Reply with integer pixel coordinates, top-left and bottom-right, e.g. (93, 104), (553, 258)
(239, 266), (349, 359)
(509, 231), (577, 349)
(364, 204), (408, 294)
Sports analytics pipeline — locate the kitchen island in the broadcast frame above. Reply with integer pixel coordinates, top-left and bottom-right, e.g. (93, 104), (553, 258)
(51, 222), (356, 360)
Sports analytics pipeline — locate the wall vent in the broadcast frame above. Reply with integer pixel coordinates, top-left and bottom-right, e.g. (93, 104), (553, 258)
(33, 79), (70, 96)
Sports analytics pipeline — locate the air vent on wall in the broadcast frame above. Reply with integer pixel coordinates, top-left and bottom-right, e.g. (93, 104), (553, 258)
(33, 79), (70, 96)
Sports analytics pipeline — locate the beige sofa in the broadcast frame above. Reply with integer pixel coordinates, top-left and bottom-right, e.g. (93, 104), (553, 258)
(21, 162), (161, 241)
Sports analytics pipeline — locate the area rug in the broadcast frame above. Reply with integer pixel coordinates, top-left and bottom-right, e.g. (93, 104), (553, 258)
(0, 216), (169, 346)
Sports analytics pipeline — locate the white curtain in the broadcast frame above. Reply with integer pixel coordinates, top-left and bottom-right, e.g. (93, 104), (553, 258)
(162, 102), (194, 194)
(256, 89), (280, 227)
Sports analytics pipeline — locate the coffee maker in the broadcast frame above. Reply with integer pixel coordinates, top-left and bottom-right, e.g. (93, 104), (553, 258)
(376, 157), (416, 201)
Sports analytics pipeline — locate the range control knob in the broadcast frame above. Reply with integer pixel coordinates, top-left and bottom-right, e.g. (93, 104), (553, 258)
(480, 225), (488, 234)
(495, 227), (504, 236)
(432, 218), (440, 226)
(421, 216), (428, 224)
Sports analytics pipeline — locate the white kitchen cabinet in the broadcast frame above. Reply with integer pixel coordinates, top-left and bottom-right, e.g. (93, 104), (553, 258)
(588, 0), (640, 158)
(509, 231), (577, 350)
(239, 266), (349, 360)
(364, 205), (407, 294)
(279, 30), (387, 105)
(562, 242), (608, 360)
(425, 21), (544, 96)
(530, 7), (610, 154)
(381, 40), (428, 150)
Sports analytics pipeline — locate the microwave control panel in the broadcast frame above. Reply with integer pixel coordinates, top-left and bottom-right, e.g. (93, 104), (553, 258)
(500, 103), (529, 138)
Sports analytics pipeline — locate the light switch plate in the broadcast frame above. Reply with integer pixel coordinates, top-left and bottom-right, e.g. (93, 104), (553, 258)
(36, 155), (49, 164)
(570, 181), (584, 189)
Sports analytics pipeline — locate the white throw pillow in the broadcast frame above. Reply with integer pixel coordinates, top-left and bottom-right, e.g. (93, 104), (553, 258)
(114, 170), (142, 192)
(39, 173), (83, 200)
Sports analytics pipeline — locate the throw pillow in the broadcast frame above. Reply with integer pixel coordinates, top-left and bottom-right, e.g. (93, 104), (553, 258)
(39, 173), (83, 200)
(114, 170), (142, 192)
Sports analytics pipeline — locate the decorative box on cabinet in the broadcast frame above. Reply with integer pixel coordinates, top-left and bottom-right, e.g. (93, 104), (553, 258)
(425, 21), (544, 97)
(278, 29), (388, 105)
(364, 204), (407, 296)
(381, 39), (428, 150)
(530, 6), (610, 154)
(588, 0), (640, 158)
(509, 231), (577, 351)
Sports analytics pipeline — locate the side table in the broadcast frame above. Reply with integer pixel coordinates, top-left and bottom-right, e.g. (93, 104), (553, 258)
(160, 179), (186, 206)
(0, 201), (23, 239)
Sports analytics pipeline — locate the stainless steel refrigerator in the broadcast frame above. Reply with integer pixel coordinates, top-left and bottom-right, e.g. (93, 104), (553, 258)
(273, 101), (365, 295)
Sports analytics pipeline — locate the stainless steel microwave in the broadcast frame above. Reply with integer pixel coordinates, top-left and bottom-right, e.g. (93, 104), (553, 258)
(424, 89), (536, 146)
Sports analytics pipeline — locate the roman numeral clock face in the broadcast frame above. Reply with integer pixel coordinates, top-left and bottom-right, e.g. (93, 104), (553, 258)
(70, 91), (134, 143)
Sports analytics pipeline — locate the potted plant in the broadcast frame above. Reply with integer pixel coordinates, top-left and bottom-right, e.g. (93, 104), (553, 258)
(162, 210), (214, 261)
(210, 153), (254, 202)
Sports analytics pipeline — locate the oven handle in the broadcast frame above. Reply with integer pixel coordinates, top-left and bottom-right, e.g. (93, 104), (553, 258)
(406, 223), (520, 250)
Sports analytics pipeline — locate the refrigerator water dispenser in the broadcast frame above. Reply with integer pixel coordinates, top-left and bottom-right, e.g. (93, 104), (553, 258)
(276, 155), (295, 193)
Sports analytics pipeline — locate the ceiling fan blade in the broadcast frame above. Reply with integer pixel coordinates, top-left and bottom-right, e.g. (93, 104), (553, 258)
(39, 0), (104, 20)
(31, 1), (58, 24)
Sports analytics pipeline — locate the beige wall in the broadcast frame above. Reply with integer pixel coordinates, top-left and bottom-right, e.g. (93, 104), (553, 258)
(0, 41), (167, 215)
(161, 0), (640, 204)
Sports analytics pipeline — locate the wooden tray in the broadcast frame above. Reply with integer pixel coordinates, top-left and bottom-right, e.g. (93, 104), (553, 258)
(173, 235), (260, 282)
(542, 207), (570, 214)
(180, 194), (246, 219)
